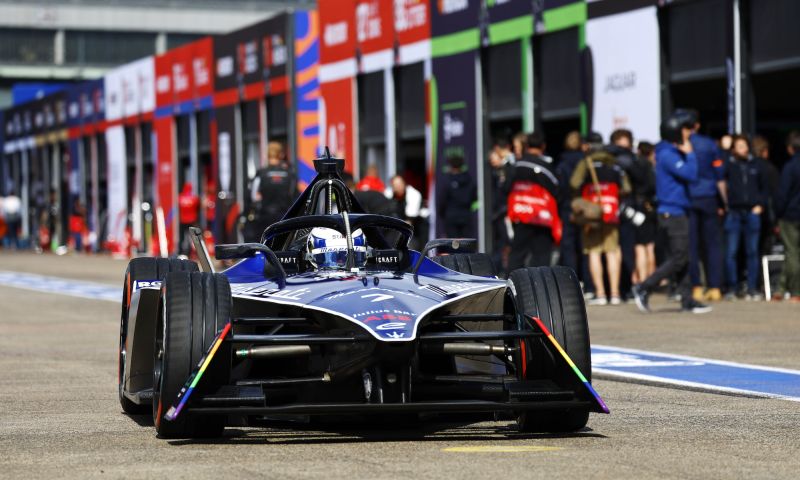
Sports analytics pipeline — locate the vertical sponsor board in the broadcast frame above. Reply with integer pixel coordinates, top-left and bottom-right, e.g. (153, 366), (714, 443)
(585, 7), (660, 142)
(356, 0), (394, 71)
(320, 0), (358, 174)
(431, 50), (478, 236)
(105, 126), (127, 249)
(394, 0), (431, 64)
(294, 10), (321, 186)
(154, 116), (176, 252)
(430, 0), (481, 37)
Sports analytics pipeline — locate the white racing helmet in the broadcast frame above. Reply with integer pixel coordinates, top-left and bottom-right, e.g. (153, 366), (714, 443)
(307, 227), (367, 270)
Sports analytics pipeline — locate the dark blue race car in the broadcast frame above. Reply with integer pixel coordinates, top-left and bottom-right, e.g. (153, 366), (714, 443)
(118, 151), (608, 438)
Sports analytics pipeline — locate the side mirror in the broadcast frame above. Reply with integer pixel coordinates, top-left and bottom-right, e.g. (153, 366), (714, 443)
(215, 243), (287, 289)
(412, 238), (478, 281)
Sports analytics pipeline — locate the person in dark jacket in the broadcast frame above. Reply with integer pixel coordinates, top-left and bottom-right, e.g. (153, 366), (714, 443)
(556, 131), (593, 294)
(723, 135), (769, 300)
(505, 132), (559, 270)
(437, 155), (477, 238)
(630, 141), (658, 283)
(775, 131), (800, 302)
(675, 109), (727, 303)
(632, 114), (712, 314)
(607, 129), (637, 301)
(489, 139), (515, 274)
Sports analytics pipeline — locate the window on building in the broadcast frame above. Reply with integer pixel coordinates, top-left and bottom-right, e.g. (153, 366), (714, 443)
(537, 27), (581, 120)
(666, 0), (728, 82)
(749, 0), (800, 73)
(65, 30), (156, 65)
(486, 41), (522, 121)
(0, 28), (55, 63)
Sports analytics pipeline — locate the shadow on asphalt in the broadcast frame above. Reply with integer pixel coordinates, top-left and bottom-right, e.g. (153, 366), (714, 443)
(165, 418), (607, 446)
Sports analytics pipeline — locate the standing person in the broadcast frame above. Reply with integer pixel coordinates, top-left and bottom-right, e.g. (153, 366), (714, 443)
(505, 132), (560, 270)
(557, 131), (592, 292)
(69, 199), (87, 252)
(607, 129), (637, 300)
(178, 182), (200, 255)
(723, 135), (769, 300)
(489, 140), (515, 273)
(630, 141), (658, 283)
(512, 132), (527, 162)
(775, 131), (800, 302)
(632, 114), (712, 314)
(437, 155), (477, 238)
(385, 174), (426, 250)
(676, 110), (727, 302)
(753, 135), (782, 258)
(2, 189), (21, 249)
(356, 164), (385, 193)
(570, 132), (631, 305)
(248, 142), (297, 241)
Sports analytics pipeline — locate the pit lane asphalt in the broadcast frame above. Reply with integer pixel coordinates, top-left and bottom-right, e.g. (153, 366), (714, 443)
(1, 252), (798, 479)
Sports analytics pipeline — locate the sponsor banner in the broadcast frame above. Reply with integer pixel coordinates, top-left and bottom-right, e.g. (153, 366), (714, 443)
(431, 50), (478, 236)
(430, 0), (481, 37)
(262, 13), (289, 91)
(156, 38), (213, 109)
(105, 125), (127, 247)
(585, 6), (660, 142)
(213, 16), (288, 98)
(320, 77), (357, 175)
(294, 10), (321, 187)
(395, 0), (430, 46)
(192, 37), (215, 99)
(487, 0), (533, 24)
(66, 85), (82, 129)
(356, 0), (394, 54)
(319, 0), (357, 65)
(105, 57), (155, 121)
(154, 117), (176, 252)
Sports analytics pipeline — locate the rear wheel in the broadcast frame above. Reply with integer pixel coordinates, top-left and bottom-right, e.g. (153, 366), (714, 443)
(432, 253), (497, 277)
(153, 271), (231, 438)
(119, 258), (198, 414)
(508, 266), (591, 432)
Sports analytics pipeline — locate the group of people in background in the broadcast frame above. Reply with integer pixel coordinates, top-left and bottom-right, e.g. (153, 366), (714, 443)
(3, 114), (799, 311)
(491, 109), (800, 312)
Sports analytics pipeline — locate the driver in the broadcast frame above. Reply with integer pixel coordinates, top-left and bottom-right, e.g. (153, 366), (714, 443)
(307, 227), (367, 270)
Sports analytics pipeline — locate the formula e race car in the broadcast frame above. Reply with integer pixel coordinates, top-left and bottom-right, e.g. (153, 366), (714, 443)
(118, 151), (608, 438)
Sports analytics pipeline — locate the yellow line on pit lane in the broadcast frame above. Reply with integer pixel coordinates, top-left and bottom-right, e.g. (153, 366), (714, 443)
(442, 446), (562, 453)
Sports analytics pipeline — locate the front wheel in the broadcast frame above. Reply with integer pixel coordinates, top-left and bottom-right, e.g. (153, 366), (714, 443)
(153, 271), (231, 438)
(119, 257), (198, 414)
(508, 266), (591, 432)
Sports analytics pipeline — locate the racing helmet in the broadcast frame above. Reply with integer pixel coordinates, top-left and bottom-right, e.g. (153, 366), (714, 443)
(307, 227), (367, 270)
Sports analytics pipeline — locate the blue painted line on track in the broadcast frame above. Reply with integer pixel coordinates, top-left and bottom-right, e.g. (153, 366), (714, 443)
(592, 345), (800, 402)
(0, 271), (119, 303)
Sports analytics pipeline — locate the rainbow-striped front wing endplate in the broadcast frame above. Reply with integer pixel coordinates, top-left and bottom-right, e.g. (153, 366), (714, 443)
(529, 315), (610, 414)
(164, 322), (232, 422)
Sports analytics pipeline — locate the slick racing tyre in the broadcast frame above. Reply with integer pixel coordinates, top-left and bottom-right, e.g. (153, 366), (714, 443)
(433, 253), (497, 277)
(119, 258), (198, 414)
(508, 266), (591, 432)
(153, 271), (231, 438)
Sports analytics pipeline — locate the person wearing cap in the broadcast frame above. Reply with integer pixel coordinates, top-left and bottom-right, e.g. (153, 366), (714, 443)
(632, 115), (712, 314)
(676, 109), (727, 302)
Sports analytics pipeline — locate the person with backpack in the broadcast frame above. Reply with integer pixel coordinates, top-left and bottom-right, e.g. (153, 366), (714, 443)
(569, 132), (631, 306)
(505, 132), (560, 271)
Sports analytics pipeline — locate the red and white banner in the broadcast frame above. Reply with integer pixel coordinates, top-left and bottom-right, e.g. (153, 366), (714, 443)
(105, 57), (155, 121)
(319, 77), (357, 174)
(319, 0), (358, 82)
(105, 125), (127, 251)
(394, 0), (430, 64)
(356, 0), (394, 72)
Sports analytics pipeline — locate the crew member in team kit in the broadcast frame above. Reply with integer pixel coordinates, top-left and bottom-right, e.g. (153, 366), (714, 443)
(505, 132), (561, 271)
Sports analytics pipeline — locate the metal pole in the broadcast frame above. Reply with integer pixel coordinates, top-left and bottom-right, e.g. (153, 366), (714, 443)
(733, 0), (742, 133)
